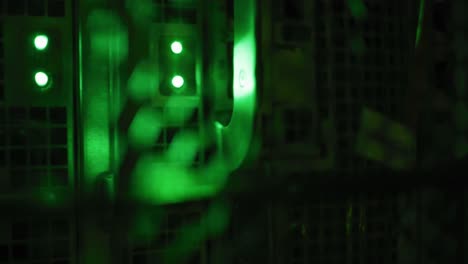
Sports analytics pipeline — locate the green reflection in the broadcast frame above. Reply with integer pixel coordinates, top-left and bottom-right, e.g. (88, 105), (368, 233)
(83, 77), (111, 191)
(215, 0), (257, 172)
(415, 0), (425, 48)
(83, 0), (257, 206)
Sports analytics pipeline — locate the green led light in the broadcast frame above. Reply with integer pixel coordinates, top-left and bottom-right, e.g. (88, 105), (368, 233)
(34, 34), (49, 50)
(170, 41), (183, 54)
(171, 75), (184, 88)
(34, 71), (49, 87)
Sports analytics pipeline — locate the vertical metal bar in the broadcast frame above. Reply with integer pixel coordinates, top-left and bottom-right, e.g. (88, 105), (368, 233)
(108, 44), (115, 173)
(78, 2), (115, 264)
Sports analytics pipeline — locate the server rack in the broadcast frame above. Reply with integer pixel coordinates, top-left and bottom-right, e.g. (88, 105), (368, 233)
(0, 0), (466, 264)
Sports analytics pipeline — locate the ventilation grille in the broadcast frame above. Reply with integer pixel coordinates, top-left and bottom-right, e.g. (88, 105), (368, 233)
(152, 0), (197, 24)
(0, 4), (73, 264)
(283, 108), (316, 144)
(127, 204), (204, 264)
(275, 192), (397, 264)
(312, 0), (415, 173)
(0, 106), (69, 191)
(0, 0), (65, 17)
(0, 216), (72, 264)
(273, 0), (312, 45)
(264, 1), (411, 263)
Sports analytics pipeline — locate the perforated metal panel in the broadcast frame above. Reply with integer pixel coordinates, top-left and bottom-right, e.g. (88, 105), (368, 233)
(0, 216), (72, 264)
(126, 204), (205, 264)
(152, 0), (197, 24)
(0, 1), (75, 263)
(271, 186), (397, 264)
(313, 0), (417, 173)
(0, 106), (68, 190)
(0, 0), (66, 17)
(259, 0), (419, 264)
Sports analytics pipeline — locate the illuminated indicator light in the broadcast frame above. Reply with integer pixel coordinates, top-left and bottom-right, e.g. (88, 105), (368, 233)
(171, 41), (183, 54)
(34, 35), (49, 50)
(34, 71), (49, 87)
(171, 75), (184, 88)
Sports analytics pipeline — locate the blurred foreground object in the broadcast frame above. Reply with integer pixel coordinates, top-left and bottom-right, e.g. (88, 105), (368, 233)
(356, 108), (416, 170)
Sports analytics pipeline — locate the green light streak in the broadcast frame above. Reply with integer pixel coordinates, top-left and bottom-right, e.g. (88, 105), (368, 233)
(415, 0), (425, 48)
(83, 78), (111, 189)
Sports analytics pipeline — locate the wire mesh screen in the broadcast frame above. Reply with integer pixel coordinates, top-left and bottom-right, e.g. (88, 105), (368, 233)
(271, 186), (397, 264)
(0, 106), (68, 190)
(264, 0), (419, 264)
(0, 0), (462, 263)
(0, 216), (72, 264)
(0, 0), (66, 17)
(0, 1), (74, 263)
(125, 204), (205, 264)
(313, 0), (417, 173)
(152, 0), (197, 24)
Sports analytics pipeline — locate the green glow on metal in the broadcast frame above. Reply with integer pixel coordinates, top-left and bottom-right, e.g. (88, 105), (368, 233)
(34, 71), (49, 87)
(86, 1), (257, 205)
(34, 34), (49, 50)
(415, 0), (425, 48)
(171, 41), (183, 54)
(215, 0), (257, 171)
(171, 75), (184, 88)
